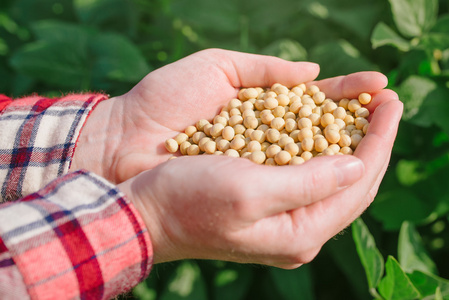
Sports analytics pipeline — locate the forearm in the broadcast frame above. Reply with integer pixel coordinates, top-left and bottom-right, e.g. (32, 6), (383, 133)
(0, 170), (153, 299)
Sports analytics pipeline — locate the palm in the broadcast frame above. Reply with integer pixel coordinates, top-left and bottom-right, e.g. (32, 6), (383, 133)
(108, 49), (389, 182)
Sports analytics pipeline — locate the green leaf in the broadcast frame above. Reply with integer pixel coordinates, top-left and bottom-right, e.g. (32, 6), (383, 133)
(408, 271), (449, 299)
(371, 22), (411, 51)
(159, 261), (208, 300)
(213, 264), (252, 300)
(398, 222), (437, 274)
(269, 265), (314, 300)
(396, 159), (428, 186)
(388, 0), (438, 38)
(261, 39), (307, 61)
(378, 256), (421, 300)
(369, 189), (432, 231)
(396, 75), (437, 121)
(309, 40), (377, 79)
(352, 218), (384, 291)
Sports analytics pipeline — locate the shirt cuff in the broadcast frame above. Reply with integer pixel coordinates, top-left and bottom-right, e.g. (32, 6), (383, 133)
(0, 170), (153, 299)
(0, 93), (108, 201)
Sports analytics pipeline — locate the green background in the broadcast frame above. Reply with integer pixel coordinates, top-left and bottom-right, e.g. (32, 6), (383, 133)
(2, 0), (449, 299)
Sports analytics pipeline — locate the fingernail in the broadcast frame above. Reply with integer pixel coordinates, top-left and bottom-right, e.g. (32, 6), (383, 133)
(333, 157), (365, 187)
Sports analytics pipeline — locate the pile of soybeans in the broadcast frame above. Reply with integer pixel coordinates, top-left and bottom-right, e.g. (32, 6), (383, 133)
(165, 83), (371, 166)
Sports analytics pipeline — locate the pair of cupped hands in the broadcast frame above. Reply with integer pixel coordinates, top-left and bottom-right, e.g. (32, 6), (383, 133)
(70, 49), (402, 269)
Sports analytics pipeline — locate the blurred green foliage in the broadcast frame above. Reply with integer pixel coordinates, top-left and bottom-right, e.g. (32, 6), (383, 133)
(2, 0), (449, 299)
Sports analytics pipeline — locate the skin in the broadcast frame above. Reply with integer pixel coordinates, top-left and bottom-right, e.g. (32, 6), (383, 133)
(70, 48), (403, 268)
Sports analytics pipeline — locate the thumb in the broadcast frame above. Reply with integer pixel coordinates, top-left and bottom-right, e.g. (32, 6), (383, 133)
(237, 155), (365, 217)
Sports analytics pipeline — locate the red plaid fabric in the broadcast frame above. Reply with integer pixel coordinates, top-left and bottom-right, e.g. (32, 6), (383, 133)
(0, 94), (153, 299)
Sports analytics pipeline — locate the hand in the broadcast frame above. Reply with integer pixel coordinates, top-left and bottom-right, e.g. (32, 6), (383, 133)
(118, 85), (403, 268)
(69, 48), (389, 183)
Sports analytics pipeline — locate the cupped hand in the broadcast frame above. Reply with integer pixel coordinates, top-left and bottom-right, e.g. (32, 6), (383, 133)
(118, 83), (403, 268)
(70, 48), (389, 183)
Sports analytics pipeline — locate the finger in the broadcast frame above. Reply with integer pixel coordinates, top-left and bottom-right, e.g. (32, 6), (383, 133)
(300, 98), (403, 241)
(237, 155), (364, 218)
(310, 71), (388, 100)
(212, 49), (320, 88)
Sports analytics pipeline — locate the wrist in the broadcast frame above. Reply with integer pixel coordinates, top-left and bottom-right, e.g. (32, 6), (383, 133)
(69, 96), (124, 182)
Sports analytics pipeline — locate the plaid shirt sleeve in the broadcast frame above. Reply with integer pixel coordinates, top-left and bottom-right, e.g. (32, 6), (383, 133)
(0, 94), (153, 299)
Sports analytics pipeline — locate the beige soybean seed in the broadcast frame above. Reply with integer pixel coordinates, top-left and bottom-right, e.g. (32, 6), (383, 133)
(291, 86), (304, 97)
(242, 109), (256, 119)
(284, 143), (300, 156)
(278, 136), (295, 148)
(301, 151), (313, 161)
(277, 94), (290, 106)
(333, 107), (347, 120)
(196, 119), (210, 131)
(311, 126), (322, 136)
(348, 99), (362, 112)
(285, 118), (298, 132)
(198, 137), (212, 151)
(225, 149), (240, 157)
(213, 115), (228, 126)
(264, 97), (278, 109)
(209, 123), (224, 138)
(165, 138), (178, 153)
(355, 107), (370, 118)
(266, 128), (281, 143)
(358, 92), (372, 105)
(298, 127), (313, 142)
(289, 156), (305, 165)
(312, 106), (323, 116)
(322, 147), (335, 156)
(321, 113), (335, 127)
(340, 146), (353, 155)
(298, 117), (313, 129)
(338, 134), (352, 148)
(301, 137), (314, 152)
(290, 130), (300, 142)
(260, 111), (275, 125)
(308, 113), (321, 126)
(254, 99), (265, 111)
(244, 128), (255, 138)
(214, 151), (223, 155)
(250, 130), (266, 143)
(243, 116), (259, 129)
(229, 107), (241, 116)
(174, 133), (189, 144)
(222, 126), (235, 141)
(217, 139), (231, 152)
(273, 106), (286, 118)
(266, 144), (282, 158)
(257, 124), (270, 132)
(298, 106), (312, 118)
(338, 98), (350, 110)
(325, 129), (340, 144)
(184, 125), (197, 137)
(306, 85), (320, 96)
(192, 131), (206, 144)
(187, 144), (200, 155)
(344, 115), (355, 126)
(204, 140), (217, 154)
(351, 134), (363, 149)
(265, 157), (276, 166)
(351, 129), (364, 137)
(315, 138), (328, 152)
(275, 150), (291, 166)
(312, 91), (326, 105)
(249, 150), (266, 164)
(289, 99), (302, 114)
(233, 124), (246, 135)
(328, 144), (340, 153)
(323, 101), (338, 114)
(271, 117), (285, 131)
(284, 111), (296, 120)
(334, 118), (346, 130)
(363, 123), (369, 135)
(243, 88), (259, 100)
(261, 142), (271, 152)
(180, 141), (191, 155)
(219, 111), (230, 120)
(230, 137), (246, 151)
(203, 123), (213, 136)
(247, 140), (262, 152)
(355, 117), (369, 130)
(273, 84), (289, 95)
(229, 115), (243, 127)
